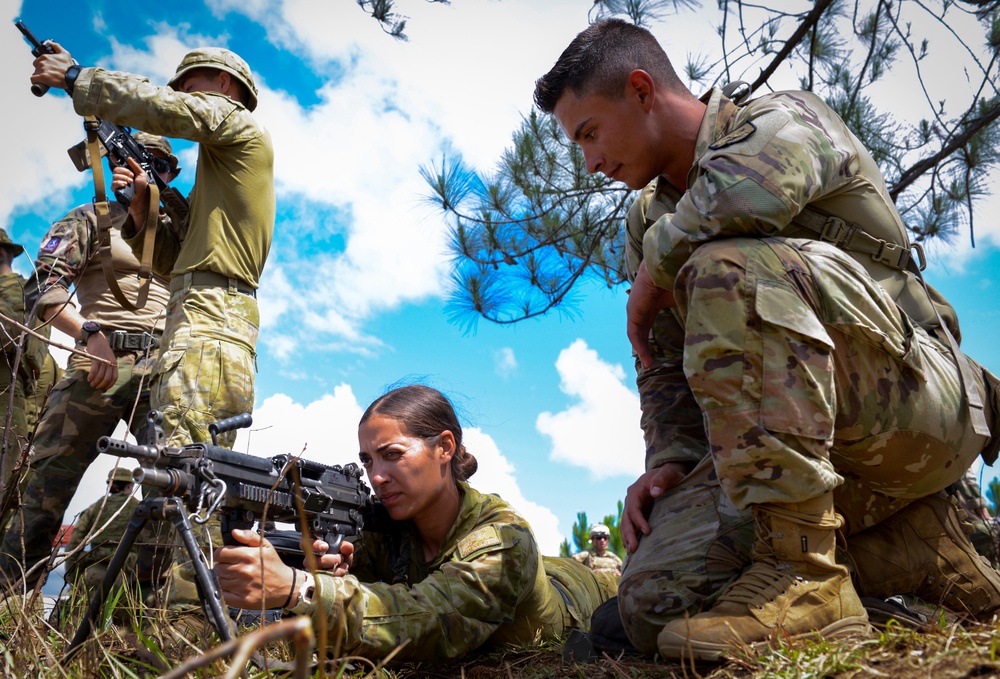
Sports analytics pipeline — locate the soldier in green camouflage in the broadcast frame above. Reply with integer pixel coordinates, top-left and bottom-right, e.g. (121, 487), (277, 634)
(64, 467), (140, 592)
(0, 134), (177, 590)
(215, 385), (618, 661)
(574, 525), (623, 576)
(0, 229), (38, 497)
(29, 44), (274, 600)
(535, 19), (1000, 660)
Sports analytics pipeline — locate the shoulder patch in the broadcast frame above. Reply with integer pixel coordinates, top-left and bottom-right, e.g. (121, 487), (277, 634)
(709, 121), (757, 150)
(41, 237), (62, 253)
(456, 524), (504, 560)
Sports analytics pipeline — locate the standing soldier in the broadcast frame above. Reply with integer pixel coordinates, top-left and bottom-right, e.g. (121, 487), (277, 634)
(0, 133), (178, 590)
(574, 525), (623, 576)
(63, 467), (140, 594)
(26, 43), (274, 603)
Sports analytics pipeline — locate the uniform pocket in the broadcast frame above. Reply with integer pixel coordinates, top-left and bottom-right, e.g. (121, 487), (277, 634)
(755, 279), (835, 439)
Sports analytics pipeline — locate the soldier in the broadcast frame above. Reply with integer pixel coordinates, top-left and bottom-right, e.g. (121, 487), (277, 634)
(534, 19), (1000, 660)
(574, 524), (623, 576)
(63, 467), (140, 593)
(0, 134), (177, 590)
(215, 385), (619, 661)
(27, 43), (274, 599)
(0, 230), (45, 496)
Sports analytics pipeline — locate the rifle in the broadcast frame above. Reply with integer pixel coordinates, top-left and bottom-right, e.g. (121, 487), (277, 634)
(66, 119), (172, 207)
(65, 410), (375, 660)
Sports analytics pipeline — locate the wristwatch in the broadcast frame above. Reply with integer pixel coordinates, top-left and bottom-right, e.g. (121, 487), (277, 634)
(64, 64), (81, 94)
(79, 320), (102, 344)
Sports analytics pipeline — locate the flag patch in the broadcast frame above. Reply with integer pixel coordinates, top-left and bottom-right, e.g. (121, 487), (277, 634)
(41, 237), (61, 253)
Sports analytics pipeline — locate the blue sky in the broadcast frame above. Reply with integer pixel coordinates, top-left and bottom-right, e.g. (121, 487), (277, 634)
(5, 0), (1000, 555)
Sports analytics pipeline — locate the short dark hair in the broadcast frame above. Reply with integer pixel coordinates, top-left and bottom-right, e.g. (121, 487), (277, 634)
(361, 384), (478, 482)
(533, 18), (685, 113)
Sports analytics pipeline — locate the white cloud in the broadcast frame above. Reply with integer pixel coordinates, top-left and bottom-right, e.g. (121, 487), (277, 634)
(493, 347), (517, 378)
(537, 339), (645, 479)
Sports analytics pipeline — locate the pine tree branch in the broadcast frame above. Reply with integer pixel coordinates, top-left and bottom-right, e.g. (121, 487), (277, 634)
(749, 0), (837, 92)
(889, 100), (1000, 200)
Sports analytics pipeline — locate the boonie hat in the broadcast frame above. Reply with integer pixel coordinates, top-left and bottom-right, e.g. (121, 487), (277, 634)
(108, 467), (134, 484)
(0, 229), (25, 257)
(132, 131), (181, 175)
(168, 47), (259, 112)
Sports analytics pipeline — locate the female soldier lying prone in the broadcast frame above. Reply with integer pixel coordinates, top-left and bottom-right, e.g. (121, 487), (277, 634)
(215, 384), (618, 661)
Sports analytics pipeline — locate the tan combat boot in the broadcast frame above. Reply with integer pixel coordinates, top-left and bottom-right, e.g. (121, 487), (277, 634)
(657, 494), (870, 661)
(845, 493), (1000, 620)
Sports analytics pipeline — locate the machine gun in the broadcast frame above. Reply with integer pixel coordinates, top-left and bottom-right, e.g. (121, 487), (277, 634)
(65, 410), (375, 659)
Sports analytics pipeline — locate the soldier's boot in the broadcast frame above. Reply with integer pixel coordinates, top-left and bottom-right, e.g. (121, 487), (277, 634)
(657, 493), (869, 661)
(844, 493), (1000, 620)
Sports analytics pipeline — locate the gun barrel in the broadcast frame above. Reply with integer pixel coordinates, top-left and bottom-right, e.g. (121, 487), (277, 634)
(133, 467), (192, 497)
(96, 435), (159, 464)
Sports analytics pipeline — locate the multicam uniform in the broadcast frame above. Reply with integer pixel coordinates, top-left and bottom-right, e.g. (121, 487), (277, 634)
(0, 204), (169, 582)
(70, 65), (274, 447)
(946, 468), (999, 568)
(618, 88), (995, 652)
(573, 550), (622, 574)
(298, 483), (617, 661)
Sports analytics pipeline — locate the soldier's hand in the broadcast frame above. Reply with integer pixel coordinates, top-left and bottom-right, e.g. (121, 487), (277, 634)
(626, 262), (676, 369)
(620, 462), (690, 554)
(311, 538), (354, 577)
(31, 41), (75, 90)
(121, 157), (151, 226)
(84, 332), (118, 390)
(215, 528), (297, 610)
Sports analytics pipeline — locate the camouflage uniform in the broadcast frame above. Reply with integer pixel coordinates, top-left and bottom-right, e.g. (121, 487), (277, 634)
(64, 469), (140, 591)
(618, 88), (994, 653)
(0, 202), (169, 585)
(26, 353), (63, 432)
(69, 52), (273, 597)
(574, 550), (623, 574)
(298, 482), (618, 661)
(70, 54), (273, 448)
(0, 230), (42, 496)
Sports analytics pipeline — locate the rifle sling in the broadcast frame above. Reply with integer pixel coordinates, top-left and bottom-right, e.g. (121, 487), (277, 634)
(84, 115), (156, 312)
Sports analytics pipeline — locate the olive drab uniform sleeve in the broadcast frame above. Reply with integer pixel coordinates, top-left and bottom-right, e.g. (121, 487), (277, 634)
(70, 67), (275, 288)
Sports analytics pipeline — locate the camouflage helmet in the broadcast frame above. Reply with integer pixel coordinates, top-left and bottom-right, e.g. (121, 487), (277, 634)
(131, 131), (181, 176)
(168, 47), (259, 112)
(589, 524), (611, 539)
(0, 229), (25, 257)
(107, 467), (134, 484)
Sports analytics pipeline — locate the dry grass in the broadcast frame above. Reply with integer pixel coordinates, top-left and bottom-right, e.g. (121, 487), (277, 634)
(1, 587), (1000, 678)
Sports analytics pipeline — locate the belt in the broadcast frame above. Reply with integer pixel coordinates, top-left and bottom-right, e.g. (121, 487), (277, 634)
(107, 330), (160, 352)
(170, 271), (257, 298)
